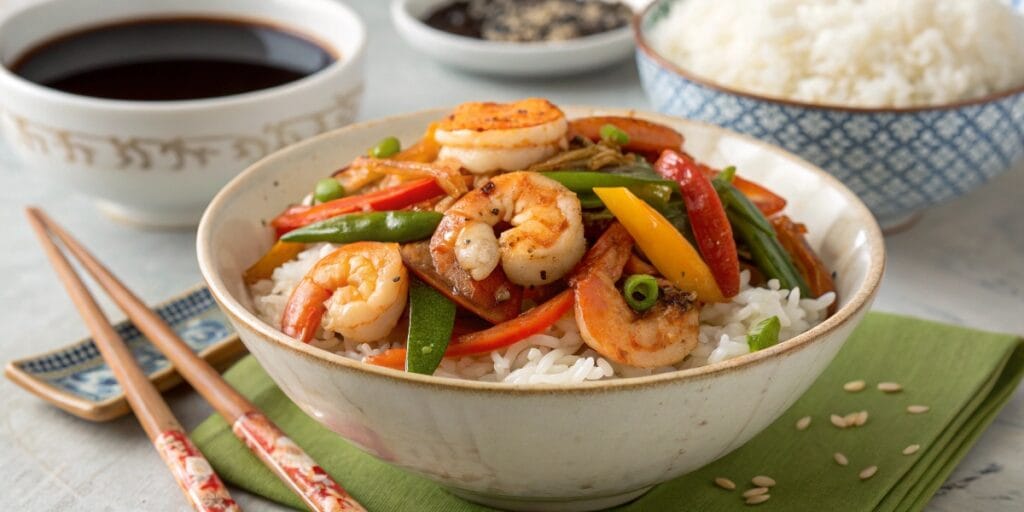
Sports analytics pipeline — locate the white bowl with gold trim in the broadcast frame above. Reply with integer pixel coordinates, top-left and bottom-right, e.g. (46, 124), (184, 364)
(197, 107), (885, 511)
(0, 0), (365, 227)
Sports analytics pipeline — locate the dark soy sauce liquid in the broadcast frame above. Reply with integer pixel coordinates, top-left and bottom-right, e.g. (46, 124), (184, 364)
(11, 17), (335, 101)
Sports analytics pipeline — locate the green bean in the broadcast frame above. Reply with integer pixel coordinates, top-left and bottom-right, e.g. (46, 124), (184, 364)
(369, 136), (401, 158)
(280, 211), (442, 244)
(541, 171), (676, 212)
(623, 274), (659, 312)
(313, 178), (345, 203)
(727, 208), (809, 295)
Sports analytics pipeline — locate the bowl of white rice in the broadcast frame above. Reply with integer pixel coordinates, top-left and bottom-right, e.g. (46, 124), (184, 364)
(197, 107), (885, 510)
(635, 0), (1024, 229)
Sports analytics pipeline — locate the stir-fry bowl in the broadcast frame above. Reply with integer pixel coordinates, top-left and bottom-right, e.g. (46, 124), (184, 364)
(197, 107), (885, 511)
(635, 0), (1024, 230)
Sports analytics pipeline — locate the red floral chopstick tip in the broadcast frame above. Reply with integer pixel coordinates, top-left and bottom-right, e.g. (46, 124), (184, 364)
(155, 430), (240, 512)
(232, 412), (366, 512)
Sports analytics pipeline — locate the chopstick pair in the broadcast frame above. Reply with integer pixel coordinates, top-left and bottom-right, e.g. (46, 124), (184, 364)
(25, 207), (366, 512)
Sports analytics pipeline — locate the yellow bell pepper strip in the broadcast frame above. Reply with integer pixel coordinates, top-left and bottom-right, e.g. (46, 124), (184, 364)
(243, 240), (305, 285)
(593, 187), (726, 303)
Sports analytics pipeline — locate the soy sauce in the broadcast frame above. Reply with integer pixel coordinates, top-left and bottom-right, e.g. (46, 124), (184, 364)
(10, 17), (335, 101)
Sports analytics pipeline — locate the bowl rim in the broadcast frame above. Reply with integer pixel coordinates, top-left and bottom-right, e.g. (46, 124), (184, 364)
(390, 0), (635, 54)
(197, 106), (886, 394)
(0, 0), (366, 112)
(633, 0), (1024, 114)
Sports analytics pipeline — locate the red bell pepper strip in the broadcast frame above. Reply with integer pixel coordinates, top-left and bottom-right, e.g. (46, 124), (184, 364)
(568, 116), (685, 162)
(270, 178), (444, 237)
(654, 150), (741, 297)
(670, 151), (787, 216)
(771, 215), (837, 312)
(365, 290), (574, 370)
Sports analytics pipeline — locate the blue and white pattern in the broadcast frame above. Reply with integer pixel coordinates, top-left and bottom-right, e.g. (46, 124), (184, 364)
(637, 0), (1024, 225)
(13, 287), (234, 402)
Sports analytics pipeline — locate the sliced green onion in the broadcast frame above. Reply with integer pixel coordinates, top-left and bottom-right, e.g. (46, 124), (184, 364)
(369, 136), (401, 158)
(623, 274), (659, 312)
(313, 178), (345, 203)
(718, 166), (737, 183)
(599, 124), (630, 146)
(747, 316), (781, 352)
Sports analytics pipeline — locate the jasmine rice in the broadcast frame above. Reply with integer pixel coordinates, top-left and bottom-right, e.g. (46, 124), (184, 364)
(650, 0), (1024, 107)
(249, 243), (834, 384)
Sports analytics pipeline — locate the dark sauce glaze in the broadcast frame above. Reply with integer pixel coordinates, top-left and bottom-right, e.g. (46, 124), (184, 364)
(10, 17), (336, 101)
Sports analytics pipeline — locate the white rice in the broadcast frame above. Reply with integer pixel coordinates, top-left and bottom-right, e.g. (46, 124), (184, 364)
(251, 244), (835, 384)
(650, 0), (1024, 107)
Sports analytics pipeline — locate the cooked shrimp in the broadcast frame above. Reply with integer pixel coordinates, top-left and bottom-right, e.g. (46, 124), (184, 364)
(430, 171), (585, 287)
(435, 98), (569, 174)
(281, 242), (408, 343)
(571, 223), (700, 367)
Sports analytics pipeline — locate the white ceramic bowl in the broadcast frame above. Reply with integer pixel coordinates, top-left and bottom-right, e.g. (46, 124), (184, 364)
(391, 0), (643, 76)
(197, 107), (885, 511)
(0, 0), (366, 227)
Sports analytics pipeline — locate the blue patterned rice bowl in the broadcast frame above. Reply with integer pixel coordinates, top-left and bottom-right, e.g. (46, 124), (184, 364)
(634, 0), (1024, 228)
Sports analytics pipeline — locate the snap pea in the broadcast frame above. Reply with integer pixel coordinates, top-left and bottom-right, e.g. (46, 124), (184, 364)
(405, 278), (456, 375)
(623, 274), (659, 312)
(541, 171), (676, 212)
(747, 316), (781, 351)
(280, 211), (442, 244)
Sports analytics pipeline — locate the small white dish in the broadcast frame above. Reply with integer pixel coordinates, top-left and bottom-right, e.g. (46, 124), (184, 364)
(391, 0), (643, 77)
(0, 0), (366, 227)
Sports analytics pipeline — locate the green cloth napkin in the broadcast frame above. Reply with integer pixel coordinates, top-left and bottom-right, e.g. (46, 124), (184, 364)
(191, 313), (1024, 511)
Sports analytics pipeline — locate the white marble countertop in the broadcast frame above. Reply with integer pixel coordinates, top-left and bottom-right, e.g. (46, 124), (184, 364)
(1, 2), (1022, 511)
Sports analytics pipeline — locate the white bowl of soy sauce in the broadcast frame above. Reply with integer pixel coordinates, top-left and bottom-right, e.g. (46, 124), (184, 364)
(392, 0), (645, 77)
(0, 0), (366, 228)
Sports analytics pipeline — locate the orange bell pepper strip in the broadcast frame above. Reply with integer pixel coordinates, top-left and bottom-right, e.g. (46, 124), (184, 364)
(393, 123), (440, 163)
(593, 187), (726, 303)
(654, 150), (740, 297)
(365, 289), (574, 370)
(569, 116), (684, 161)
(270, 178), (444, 237)
(243, 240), (305, 285)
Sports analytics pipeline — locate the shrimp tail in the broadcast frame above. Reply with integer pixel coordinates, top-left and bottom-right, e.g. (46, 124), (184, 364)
(281, 279), (332, 342)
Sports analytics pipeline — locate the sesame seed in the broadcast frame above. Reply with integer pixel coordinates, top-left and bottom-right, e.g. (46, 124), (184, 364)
(830, 414), (848, 428)
(743, 487), (770, 498)
(877, 382), (903, 393)
(795, 416), (812, 431)
(714, 477), (736, 490)
(903, 444), (921, 455)
(859, 466), (878, 480)
(752, 476), (776, 487)
(907, 405), (930, 414)
(844, 412), (859, 425)
(854, 410), (869, 426)
(834, 452), (849, 466)
(844, 380), (866, 392)
(745, 494), (771, 505)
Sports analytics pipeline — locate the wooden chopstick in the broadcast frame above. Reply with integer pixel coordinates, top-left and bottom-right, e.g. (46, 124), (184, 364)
(25, 208), (240, 512)
(30, 208), (366, 512)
